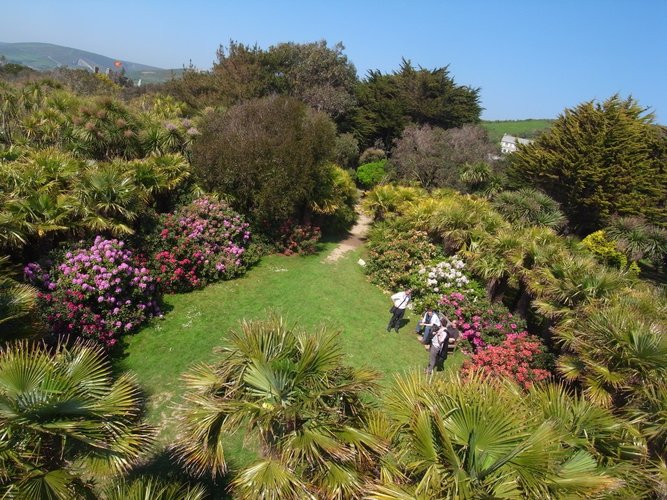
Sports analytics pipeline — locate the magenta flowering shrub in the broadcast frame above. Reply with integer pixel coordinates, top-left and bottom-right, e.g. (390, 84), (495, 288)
(147, 197), (251, 292)
(25, 237), (160, 348)
(438, 291), (527, 350)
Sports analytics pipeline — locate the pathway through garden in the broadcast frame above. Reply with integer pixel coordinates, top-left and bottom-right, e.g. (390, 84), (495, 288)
(324, 207), (372, 263)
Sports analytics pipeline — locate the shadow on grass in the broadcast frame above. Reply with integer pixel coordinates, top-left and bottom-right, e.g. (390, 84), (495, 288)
(128, 449), (235, 499)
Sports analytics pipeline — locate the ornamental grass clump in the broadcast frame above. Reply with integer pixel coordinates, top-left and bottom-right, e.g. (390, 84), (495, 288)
(25, 236), (160, 348)
(148, 197), (252, 292)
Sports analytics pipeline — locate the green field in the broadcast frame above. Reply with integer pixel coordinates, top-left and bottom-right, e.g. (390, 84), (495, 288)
(115, 243), (463, 484)
(482, 119), (553, 143)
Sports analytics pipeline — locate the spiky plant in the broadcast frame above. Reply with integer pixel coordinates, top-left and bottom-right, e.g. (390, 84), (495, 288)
(365, 371), (620, 498)
(172, 315), (385, 499)
(0, 340), (154, 499)
(102, 477), (206, 500)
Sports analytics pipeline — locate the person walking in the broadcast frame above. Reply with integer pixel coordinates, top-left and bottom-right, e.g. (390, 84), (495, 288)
(426, 324), (448, 375)
(415, 307), (441, 345)
(387, 289), (412, 333)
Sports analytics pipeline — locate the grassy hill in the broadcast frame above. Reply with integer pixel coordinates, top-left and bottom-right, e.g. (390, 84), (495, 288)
(0, 42), (182, 83)
(482, 119), (553, 143)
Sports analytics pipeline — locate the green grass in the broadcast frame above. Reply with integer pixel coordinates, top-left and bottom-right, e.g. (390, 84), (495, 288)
(482, 119), (554, 143)
(116, 242), (463, 467)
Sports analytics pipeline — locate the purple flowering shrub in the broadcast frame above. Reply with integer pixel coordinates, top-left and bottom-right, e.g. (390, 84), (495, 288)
(25, 237), (160, 348)
(147, 197), (251, 292)
(438, 291), (527, 352)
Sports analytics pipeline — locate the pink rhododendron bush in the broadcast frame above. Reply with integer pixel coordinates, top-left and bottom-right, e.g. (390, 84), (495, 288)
(147, 197), (252, 292)
(438, 291), (527, 349)
(25, 237), (160, 348)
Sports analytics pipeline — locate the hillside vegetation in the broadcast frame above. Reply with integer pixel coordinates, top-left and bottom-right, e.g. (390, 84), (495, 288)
(482, 118), (553, 142)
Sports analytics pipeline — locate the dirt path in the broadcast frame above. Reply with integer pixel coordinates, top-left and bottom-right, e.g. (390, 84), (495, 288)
(324, 207), (372, 263)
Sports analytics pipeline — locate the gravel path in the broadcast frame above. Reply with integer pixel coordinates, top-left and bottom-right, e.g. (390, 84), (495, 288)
(324, 208), (372, 263)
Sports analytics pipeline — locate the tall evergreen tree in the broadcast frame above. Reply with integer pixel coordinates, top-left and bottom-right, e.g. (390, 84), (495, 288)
(509, 95), (667, 234)
(350, 59), (481, 149)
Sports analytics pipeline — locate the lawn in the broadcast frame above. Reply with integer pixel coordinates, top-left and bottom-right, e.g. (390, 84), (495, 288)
(482, 119), (553, 143)
(116, 242), (463, 469)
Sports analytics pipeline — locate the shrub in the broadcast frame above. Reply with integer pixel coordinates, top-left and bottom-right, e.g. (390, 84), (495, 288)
(25, 237), (160, 348)
(462, 332), (552, 390)
(582, 230), (628, 269)
(311, 163), (358, 234)
(438, 291), (526, 351)
(276, 219), (321, 255)
(191, 95), (337, 226)
(333, 132), (359, 170)
(365, 226), (442, 291)
(412, 255), (481, 311)
(356, 159), (387, 189)
(147, 197), (251, 293)
(358, 147), (386, 166)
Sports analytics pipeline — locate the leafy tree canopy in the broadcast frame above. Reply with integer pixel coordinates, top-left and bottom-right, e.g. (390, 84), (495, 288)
(349, 59), (482, 148)
(191, 95), (337, 228)
(389, 123), (495, 189)
(509, 95), (667, 235)
(169, 40), (358, 120)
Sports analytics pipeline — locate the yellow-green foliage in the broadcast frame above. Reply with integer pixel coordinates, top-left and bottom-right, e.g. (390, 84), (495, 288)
(582, 230), (628, 269)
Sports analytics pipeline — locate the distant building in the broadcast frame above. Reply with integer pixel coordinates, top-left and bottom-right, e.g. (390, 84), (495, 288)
(500, 134), (533, 154)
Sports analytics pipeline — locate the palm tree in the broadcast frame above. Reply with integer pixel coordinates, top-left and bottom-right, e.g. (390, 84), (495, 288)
(365, 371), (619, 498)
(493, 188), (567, 231)
(102, 477), (206, 500)
(556, 286), (667, 408)
(0, 255), (36, 328)
(0, 340), (154, 499)
(605, 216), (667, 265)
(74, 165), (140, 236)
(361, 185), (425, 221)
(172, 316), (384, 499)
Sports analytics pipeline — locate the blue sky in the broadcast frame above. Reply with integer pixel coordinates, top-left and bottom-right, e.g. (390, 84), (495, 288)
(3, 0), (666, 121)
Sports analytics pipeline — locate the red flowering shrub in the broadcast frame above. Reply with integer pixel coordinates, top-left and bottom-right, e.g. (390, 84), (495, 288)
(438, 291), (526, 351)
(462, 332), (552, 390)
(277, 219), (321, 255)
(25, 237), (160, 348)
(147, 197), (252, 292)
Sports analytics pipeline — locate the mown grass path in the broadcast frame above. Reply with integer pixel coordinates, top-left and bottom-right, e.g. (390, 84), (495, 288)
(117, 242), (463, 454)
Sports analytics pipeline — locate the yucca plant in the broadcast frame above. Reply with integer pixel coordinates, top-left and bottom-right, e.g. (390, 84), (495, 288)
(172, 315), (385, 499)
(0, 340), (154, 499)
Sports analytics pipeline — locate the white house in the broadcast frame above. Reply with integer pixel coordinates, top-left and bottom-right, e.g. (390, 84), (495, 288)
(500, 134), (533, 154)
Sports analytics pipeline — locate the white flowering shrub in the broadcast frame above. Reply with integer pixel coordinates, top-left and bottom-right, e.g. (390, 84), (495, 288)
(418, 256), (470, 293)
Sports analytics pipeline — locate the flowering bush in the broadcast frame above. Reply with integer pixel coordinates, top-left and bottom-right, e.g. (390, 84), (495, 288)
(365, 226), (442, 291)
(147, 197), (251, 292)
(276, 219), (321, 255)
(25, 237), (160, 348)
(462, 332), (552, 390)
(438, 291), (526, 351)
(411, 255), (481, 310)
(419, 256), (470, 292)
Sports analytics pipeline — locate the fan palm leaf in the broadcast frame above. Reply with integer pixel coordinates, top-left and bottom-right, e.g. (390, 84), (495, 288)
(0, 340), (154, 498)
